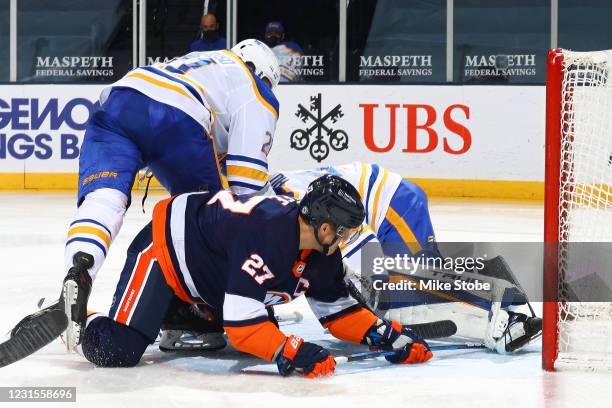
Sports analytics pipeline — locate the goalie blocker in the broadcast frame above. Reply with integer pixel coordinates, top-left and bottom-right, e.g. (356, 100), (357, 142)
(378, 255), (542, 353)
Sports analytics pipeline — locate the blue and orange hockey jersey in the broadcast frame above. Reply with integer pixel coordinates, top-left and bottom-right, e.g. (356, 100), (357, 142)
(151, 191), (378, 360)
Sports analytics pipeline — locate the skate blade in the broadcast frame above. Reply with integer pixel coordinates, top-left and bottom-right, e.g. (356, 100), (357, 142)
(159, 330), (227, 352)
(62, 281), (80, 351)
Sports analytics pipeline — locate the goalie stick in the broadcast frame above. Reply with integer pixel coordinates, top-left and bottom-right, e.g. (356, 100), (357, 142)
(0, 251), (93, 367)
(408, 320), (457, 340)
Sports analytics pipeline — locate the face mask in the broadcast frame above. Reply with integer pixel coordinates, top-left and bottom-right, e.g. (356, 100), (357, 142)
(203, 30), (219, 42)
(265, 37), (281, 47)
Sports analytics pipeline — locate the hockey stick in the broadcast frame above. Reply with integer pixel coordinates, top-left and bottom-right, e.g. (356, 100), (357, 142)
(335, 343), (487, 364)
(0, 302), (67, 368)
(242, 342), (488, 375)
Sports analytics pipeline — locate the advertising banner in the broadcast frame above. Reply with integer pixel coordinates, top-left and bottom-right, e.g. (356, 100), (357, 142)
(271, 85), (545, 182)
(0, 84), (545, 197)
(0, 85), (100, 171)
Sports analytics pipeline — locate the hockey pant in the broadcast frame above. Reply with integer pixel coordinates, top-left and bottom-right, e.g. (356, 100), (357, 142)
(77, 87), (224, 204)
(81, 223), (175, 367)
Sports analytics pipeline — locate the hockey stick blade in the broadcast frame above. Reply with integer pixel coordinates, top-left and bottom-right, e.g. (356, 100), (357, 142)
(0, 305), (67, 368)
(409, 320), (457, 339)
(335, 343), (487, 364)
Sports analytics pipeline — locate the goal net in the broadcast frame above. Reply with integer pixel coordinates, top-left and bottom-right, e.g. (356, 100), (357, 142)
(543, 49), (612, 371)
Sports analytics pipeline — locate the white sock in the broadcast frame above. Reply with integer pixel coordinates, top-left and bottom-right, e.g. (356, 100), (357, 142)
(64, 188), (128, 281)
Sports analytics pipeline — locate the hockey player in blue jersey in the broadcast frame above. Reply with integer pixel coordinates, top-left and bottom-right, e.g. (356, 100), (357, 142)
(60, 39), (282, 350)
(159, 161), (438, 351)
(159, 163), (540, 354)
(75, 175), (433, 377)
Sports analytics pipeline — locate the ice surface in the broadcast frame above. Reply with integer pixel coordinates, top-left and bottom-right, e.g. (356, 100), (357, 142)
(1, 192), (611, 408)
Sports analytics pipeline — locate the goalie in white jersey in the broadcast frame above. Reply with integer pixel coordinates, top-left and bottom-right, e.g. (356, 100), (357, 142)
(60, 39), (281, 350)
(270, 162), (542, 354)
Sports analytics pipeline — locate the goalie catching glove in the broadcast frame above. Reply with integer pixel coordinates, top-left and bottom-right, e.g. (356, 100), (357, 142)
(363, 319), (433, 364)
(276, 335), (336, 378)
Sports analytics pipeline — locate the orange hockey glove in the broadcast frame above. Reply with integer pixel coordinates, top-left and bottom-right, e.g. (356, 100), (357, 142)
(276, 335), (336, 378)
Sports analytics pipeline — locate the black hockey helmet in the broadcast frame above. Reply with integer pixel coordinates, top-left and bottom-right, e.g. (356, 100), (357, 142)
(299, 175), (365, 244)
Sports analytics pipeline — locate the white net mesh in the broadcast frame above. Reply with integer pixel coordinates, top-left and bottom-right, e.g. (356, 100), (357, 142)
(556, 50), (612, 370)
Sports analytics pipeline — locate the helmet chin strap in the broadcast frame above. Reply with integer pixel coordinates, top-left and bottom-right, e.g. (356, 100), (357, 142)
(314, 224), (339, 256)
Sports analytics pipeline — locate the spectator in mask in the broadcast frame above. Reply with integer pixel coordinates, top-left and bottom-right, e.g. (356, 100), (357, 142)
(264, 21), (303, 82)
(191, 13), (227, 52)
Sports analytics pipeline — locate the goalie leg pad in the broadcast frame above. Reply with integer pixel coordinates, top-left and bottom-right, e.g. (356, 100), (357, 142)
(383, 265), (541, 352)
(382, 267), (507, 337)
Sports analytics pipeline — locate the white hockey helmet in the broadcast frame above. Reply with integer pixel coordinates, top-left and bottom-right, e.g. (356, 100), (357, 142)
(231, 39), (281, 91)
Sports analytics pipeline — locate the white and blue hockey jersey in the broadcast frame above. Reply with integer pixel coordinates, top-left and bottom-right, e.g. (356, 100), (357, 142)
(271, 162), (403, 234)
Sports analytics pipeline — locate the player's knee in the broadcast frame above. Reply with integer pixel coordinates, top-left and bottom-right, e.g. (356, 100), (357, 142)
(81, 316), (149, 367)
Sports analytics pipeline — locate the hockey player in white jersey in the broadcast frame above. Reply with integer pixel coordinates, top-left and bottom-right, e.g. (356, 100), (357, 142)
(269, 162), (542, 354)
(60, 39), (281, 350)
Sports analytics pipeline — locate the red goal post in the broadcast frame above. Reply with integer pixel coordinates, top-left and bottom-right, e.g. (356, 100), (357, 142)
(543, 48), (612, 371)
(543, 48), (563, 372)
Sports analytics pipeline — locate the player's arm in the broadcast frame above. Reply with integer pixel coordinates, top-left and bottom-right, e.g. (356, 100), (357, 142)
(306, 259), (433, 365)
(221, 292), (285, 360)
(225, 82), (279, 196)
(222, 240), (335, 378)
(222, 295), (335, 378)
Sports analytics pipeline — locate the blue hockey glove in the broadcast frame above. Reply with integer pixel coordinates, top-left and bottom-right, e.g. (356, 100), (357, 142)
(276, 335), (336, 378)
(363, 319), (433, 364)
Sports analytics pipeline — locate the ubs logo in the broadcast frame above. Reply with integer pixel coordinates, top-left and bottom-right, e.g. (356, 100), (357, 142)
(290, 94), (348, 162)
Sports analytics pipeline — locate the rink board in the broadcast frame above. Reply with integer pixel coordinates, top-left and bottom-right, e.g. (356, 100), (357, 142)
(0, 84), (545, 199)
